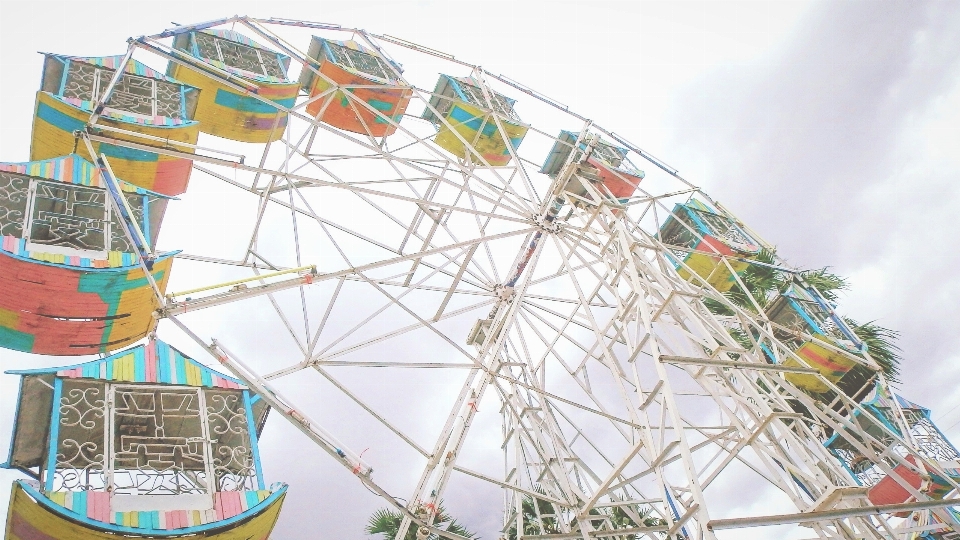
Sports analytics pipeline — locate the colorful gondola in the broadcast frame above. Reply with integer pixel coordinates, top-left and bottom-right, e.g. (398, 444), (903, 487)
(823, 385), (960, 510)
(657, 199), (761, 292)
(0, 154), (173, 356)
(168, 29), (299, 143)
(300, 37), (411, 137)
(766, 282), (867, 393)
(2, 339), (287, 539)
(541, 130), (646, 205)
(31, 54), (200, 196)
(422, 74), (527, 166)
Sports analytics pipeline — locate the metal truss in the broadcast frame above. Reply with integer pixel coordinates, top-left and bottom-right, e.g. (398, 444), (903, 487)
(83, 16), (959, 539)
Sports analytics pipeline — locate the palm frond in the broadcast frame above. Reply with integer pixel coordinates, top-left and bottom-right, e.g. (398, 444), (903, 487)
(846, 318), (902, 383)
(443, 519), (477, 539)
(724, 248), (783, 311)
(797, 267), (847, 301)
(367, 501), (476, 540)
(703, 297), (734, 316)
(366, 507), (404, 537)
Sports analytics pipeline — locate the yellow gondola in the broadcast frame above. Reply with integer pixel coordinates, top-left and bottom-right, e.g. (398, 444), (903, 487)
(422, 75), (527, 166)
(658, 199), (761, 292)
(767, 283), (868, 393)
(30, 54), (200, 196)
(169, 29), (299, 144)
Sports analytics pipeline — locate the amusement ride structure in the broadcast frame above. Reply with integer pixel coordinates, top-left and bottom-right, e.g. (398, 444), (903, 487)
(1, 16), (958, 540)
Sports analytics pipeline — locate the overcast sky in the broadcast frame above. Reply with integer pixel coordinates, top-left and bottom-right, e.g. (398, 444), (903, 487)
(1, 1), (959, 539)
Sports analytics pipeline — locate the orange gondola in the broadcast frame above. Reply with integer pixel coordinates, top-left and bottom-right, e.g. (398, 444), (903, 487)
(300, 37), (411, 137)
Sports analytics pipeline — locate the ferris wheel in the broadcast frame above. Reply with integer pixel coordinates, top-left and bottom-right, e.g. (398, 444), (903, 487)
(1, 15), (959, 540)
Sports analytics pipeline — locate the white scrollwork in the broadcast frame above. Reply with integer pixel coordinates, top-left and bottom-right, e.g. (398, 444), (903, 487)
(52, 380), (106, 491)
(205, 389), (257, 491)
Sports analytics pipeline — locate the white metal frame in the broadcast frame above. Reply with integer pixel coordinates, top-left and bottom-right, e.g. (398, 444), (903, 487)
(67, 16), (960, 540)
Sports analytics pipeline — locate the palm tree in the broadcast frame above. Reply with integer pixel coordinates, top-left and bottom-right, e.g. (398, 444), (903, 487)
(366, 502), (476, 540)
(597, 504), (668, 538)
(703, 253), (901, 391)
(505, 491), (666, 540)
(505, 492), (559, 539)
(835, 318), (902, 400)
(725, 247), (782, 312)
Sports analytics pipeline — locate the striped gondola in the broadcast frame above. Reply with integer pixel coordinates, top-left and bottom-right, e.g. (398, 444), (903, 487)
(541, 130), (646, 207)
(31, 54), (200, 196)
(0, 154), (173, 355)
(3, 339), (286, 539)
(766, 282), (866, 393)
(168, 29), (298, 143)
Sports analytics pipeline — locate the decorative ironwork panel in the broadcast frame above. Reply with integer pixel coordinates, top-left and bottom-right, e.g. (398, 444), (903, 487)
(910, 414), (960, 462)
(720, 226), (753, 249)
(59, 61), (182, 119)
(667, 247), (689, 263)
(659, 211), (699, 249)
(832, 446), (887, 486)
(53, 380), (107, 491)
(217, 39), (264, 75)
(592, 143), (626, 169)
(818, 317), (850, 342)
(325, 43), (353, 73)
(348, 49), (390, 80)
(694, 209), (755, 251)
(99, 69), (154, 117)
(0, 171), (30, 238)
(28, 180), (107, 252)
(194, 32), (221, 63)
(193, 32), (285, 79)
(155, 79), (184, 119)
(111, 386), (209, 495)
(258, 50), (287, 79)
(327, 42), (391, 80)
(62, 61), (98, 101)
(204, 389), (257, 491)
(456, 80), (519, 120)
(109, 192), (145, 253)
(694, 210), (730, 236)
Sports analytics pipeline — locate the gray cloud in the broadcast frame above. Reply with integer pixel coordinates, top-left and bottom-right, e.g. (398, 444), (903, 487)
(670, 1), (960, 258)
(667, 0), (960, 432)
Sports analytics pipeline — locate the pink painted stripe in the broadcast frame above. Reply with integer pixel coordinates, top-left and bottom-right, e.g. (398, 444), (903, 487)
(224, 492), (234, 519)
(100, 492), (111, 523)
(85, 492), (96, 521)
(87, 491), (108, 522)
(145, 341), (157, 383)
(59, 368), (81, 379)
(226, 491), (242, 518)
(145, 349), (156, 383)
